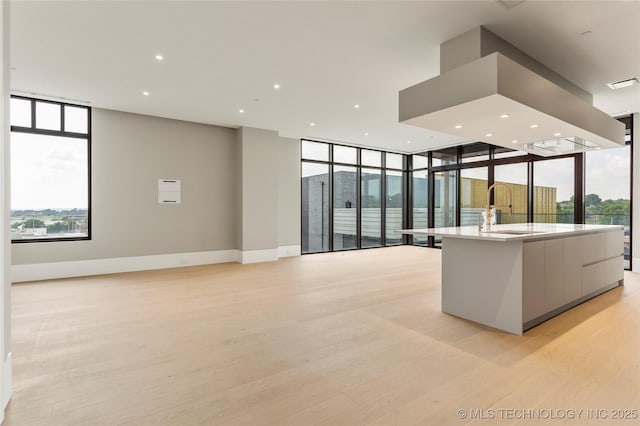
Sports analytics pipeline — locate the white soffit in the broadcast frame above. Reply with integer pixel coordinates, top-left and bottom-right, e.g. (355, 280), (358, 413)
(403, 94), (621, 156)
(400, 53), (625, 156)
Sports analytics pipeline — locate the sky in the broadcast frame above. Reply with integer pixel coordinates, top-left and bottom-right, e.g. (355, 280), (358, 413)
(11, 133), (88, 210)
(585, 146), (631, 201)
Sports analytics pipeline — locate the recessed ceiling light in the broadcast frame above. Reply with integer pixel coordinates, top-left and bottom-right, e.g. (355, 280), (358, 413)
(486, 133), (493, 137)
(273, 84), (280, 89)
(595, 147), (602, 150)
(239, 109), (245, 113)
(455, 124), (463, 129)
(500, 114), (510, 118)
(142, 91), (150, 96)
(364, 132), (369, 136)
(530, 124), (538, 128)
(155, 54), (164, 61)
(310, 122), (315, 127)
(512, 140), (518, 144)
(407, 140), (411, 144)
(553, 132), (561, 137)
(607, 78), (638, 90)
(354, 104), (360, 109)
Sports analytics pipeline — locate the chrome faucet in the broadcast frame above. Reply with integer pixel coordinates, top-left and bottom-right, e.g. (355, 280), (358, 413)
(484, 183), (513, 230)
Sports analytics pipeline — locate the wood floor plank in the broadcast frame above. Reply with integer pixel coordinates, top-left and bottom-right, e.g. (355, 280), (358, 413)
(4, 246), (639, 425)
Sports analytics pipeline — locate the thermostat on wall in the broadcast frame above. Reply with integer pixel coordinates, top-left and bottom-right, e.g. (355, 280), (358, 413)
(158, 179), (181, 204)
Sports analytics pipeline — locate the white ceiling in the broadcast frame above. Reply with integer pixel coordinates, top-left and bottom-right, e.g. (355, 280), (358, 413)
(9, 0), (640, 154)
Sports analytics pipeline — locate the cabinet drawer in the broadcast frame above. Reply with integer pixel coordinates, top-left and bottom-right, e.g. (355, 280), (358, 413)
(580, 233), (606, 265)
(582, 256), (623, 296)
(605, 230), (624, 258)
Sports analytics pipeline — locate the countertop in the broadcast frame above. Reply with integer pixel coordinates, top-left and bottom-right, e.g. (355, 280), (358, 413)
(398, 223), (624, 242)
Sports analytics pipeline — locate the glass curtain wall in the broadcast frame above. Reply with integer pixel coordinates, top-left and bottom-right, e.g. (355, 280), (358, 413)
(460, 167), (488, 226)
(433, 170), (457, 247)
(434, 171), (457, 228)
(333, 165), (357, 250)
(415, 117), (632, 268)
(361, 168), (382, 247)
(301, 162), (329, 253)
(385, 153), (404, 245)
(303, 115), (633, 268)
(585, 144), (631, 268)
(301, 140), (406, 254)
(386, 169), (404, 244)
(412, 160), (428, 245)
(533, 157), (574, 223)
(494, 163), (529, 224)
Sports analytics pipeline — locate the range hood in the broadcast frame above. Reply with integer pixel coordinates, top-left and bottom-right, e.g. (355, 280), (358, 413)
(399, 27), (625, 156)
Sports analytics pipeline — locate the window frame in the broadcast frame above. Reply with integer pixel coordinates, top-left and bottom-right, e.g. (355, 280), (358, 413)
(10, 95), (92, 243)
(301, 139), (408, 253)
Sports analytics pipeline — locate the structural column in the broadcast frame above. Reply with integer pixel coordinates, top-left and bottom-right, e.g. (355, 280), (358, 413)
(235, 127), (280, 263)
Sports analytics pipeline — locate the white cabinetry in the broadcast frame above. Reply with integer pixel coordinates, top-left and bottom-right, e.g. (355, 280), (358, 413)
(523, 241), (545, 322)
(605, 230), (624, 258)
(562, 236), (583, 305)
(582, 257), (623, 296)
(522, 230), (624, 325)
(433, 224), (624, 335)
(544, 239), (564, 312)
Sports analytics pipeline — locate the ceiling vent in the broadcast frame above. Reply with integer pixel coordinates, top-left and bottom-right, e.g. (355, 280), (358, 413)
(399, 27), (625, 156)
(607, 78), (638, 90)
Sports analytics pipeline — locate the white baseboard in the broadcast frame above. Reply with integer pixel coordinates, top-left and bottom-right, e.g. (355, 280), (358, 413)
(12, 246), (302, 282)
(278, 245), (301, 258)
(2, 352), (11, 412)
(11, 249), (239, 283)
(240, 248), (279, 264)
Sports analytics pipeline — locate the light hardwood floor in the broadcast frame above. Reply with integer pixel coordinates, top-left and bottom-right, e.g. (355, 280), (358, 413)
(5, 246), (640, 425)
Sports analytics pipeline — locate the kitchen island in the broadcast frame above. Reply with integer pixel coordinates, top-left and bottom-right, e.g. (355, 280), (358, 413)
(401, 223), (624, 335)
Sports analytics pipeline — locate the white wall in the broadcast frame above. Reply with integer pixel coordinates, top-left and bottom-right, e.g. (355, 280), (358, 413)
(237, 127), (279, 255)
(1, 0), (12, 418)
(233, 129), (302, 262)
(278, 137), (301, 253)
(13, 108), (238, 261)
(11, 111), (301, 281)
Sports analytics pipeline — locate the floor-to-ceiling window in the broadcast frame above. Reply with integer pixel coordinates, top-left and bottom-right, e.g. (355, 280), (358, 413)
(385, 153), (404, 245)
(361, 167), (382, 248)
(333, 164), (357, 250)
(302, 116), (633, 269)
(433, 170), (456, 247)
(411, 155), (428, 245)
(494, 162), (529, 224)
(460, 167), (488, 226)
(585, 121), (632, 268)
(533, 157), (574, 223)
(301, 161), (329, 253)
(301, 140), (407, 254)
